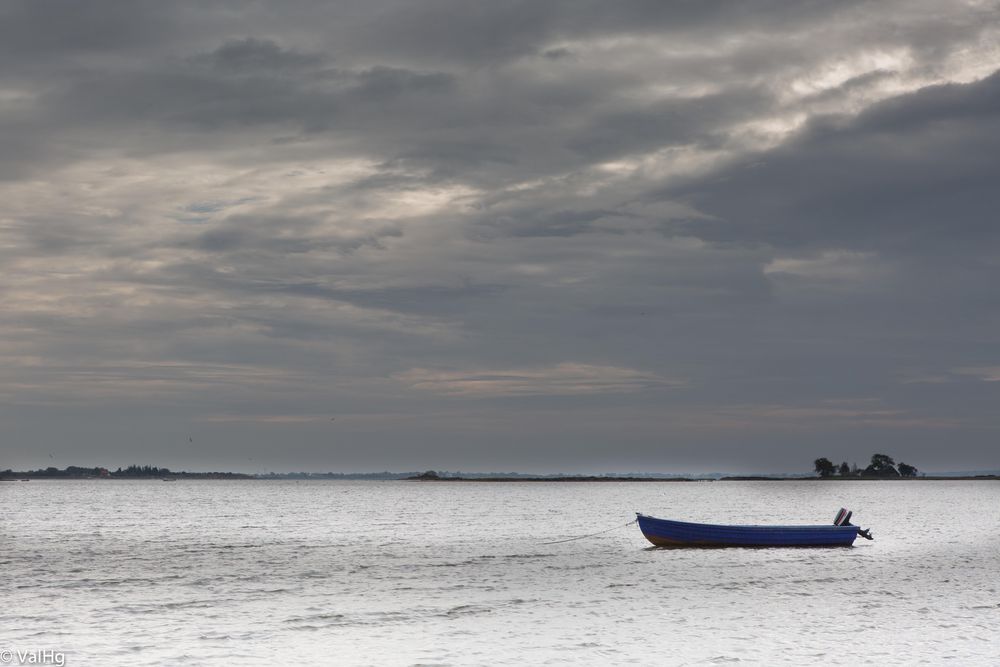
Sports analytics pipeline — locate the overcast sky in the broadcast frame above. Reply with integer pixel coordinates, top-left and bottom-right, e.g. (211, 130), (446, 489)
(3, 1), (1000, 473)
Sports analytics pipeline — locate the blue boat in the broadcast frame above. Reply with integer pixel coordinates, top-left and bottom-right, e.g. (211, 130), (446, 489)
(636, 511), (870, 548)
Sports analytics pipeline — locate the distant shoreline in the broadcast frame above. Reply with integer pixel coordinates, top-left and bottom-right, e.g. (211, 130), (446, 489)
(0, 473), (254, 481)
(4, 468), (998, 482)
(402, 474), (1000, 482)
(408, 475), (702, 482)
(4, 476), (998, 482)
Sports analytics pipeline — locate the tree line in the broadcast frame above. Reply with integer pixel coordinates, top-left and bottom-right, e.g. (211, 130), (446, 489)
(2, 465), (252, 479)
(813, 453), (918, 478)
(1, 465), (173, 478)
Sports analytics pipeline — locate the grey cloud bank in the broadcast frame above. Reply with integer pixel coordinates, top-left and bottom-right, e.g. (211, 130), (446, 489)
(2, 1), (999, 472)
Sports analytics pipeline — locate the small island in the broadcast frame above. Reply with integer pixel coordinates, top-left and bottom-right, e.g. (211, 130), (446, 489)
(812, 453), (918, 479)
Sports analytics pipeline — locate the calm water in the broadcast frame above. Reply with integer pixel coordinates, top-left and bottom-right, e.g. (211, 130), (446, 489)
(3, 480), (999, 665)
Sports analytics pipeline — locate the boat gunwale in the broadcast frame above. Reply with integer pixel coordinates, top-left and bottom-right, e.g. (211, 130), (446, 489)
(635, 512), (859, 533)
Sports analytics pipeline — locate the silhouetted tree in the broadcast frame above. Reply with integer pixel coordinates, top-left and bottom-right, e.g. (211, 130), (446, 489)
(864, 453), (899, 477)
(838, 461), (851, 476)
(897, 462), (918, 478)
(813, 458), (836, 478)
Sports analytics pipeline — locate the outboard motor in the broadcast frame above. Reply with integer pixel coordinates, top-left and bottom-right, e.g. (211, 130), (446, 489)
(833, 507), (873, 540)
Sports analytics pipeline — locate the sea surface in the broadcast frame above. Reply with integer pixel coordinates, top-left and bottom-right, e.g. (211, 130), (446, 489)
(3, 479), (999, 665)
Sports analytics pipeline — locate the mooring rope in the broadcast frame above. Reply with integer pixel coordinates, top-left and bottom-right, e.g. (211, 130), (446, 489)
(540, 518), (638, 545)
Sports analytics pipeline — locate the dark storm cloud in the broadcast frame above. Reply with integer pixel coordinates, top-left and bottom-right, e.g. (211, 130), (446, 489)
(667, 71), (1000, 253)
(35, 39), (455, 134)
(567, 87), (773, 161)
(3, 2), (994, 182)
(351, 0), (868, 64)
(196, 37), (325, 73)
(182, 213), (402, 255)
(2, 0), (1000, 472)
(0, 1), (179, 64)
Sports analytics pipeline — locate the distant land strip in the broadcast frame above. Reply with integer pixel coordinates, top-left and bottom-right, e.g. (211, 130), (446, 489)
(0, 465), (251, 480)
(405, 474), (1000, 482)
(2, 466), (998, 481)
(406, 474), (700, 482)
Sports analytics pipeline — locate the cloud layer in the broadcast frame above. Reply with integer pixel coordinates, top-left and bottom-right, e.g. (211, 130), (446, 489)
(3, 1), (999, 472)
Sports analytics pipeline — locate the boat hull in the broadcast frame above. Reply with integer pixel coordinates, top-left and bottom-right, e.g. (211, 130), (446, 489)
(637, 513), (859, 548)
